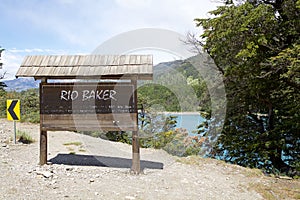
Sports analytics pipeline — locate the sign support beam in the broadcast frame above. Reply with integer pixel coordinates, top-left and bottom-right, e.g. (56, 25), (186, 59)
(40, 79), (47, 165)
(131, 77), (140, 174)
(13, 121), (16, 144)
(40, 130), (47, 165)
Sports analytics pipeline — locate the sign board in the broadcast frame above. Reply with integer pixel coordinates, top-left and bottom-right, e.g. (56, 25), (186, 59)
(41, 83), (136, 114)
(7, 99), (20, 121)
(40, 83), (137, 131)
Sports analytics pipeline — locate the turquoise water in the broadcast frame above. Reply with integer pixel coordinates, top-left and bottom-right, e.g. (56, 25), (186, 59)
(168, 113), (204, 135)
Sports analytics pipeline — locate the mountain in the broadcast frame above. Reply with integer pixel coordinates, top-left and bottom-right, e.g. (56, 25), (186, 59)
(4, 78), (39, 91)
(2, 56), (203, 92)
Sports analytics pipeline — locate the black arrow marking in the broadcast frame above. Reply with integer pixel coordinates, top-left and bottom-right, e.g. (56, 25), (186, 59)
(8, 100), (19, 120)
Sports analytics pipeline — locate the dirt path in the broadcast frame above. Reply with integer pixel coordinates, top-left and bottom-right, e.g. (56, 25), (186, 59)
(0, 119), (266, 199)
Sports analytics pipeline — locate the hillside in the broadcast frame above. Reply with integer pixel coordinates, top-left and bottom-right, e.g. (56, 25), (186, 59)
(4, 78), (39, 91)
(1, 119), (299, 199)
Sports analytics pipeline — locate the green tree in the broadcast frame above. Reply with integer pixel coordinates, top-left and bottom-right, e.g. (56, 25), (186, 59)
(19, 88), (39, 123)
(195, 0), (300, 176)
(0, 46), (7, 117)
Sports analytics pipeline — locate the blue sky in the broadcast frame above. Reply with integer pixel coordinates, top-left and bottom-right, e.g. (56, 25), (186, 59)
(0, 0), (221, 80)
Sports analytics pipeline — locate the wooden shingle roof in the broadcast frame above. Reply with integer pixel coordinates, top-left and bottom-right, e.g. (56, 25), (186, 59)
(16, 55), (153, 80)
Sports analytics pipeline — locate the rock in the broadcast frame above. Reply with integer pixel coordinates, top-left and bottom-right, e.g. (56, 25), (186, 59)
(125, 196), (136, 200)
(36, 171), (53, 178)
(278, 176), (293, 180)
(65, 167), (73, 171)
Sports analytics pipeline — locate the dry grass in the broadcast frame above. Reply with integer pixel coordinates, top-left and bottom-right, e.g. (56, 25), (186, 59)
(17, 130), (35, 144)
(249, 178), (300, 200)
(63, 141), (86, 154)
(63, 141), (82, 146)
(177, 155), (300, 200)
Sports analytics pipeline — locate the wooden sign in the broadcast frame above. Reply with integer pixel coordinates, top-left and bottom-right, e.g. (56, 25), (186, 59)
(41, 83), (136, 114)
(40, 83), (137, 132)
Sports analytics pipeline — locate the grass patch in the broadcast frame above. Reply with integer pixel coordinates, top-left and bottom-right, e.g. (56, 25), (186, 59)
(67, 146), (75, 152)
(177, 155), (300, 199)
(250, 179), (300, 200)
(63, 141), (82, 146)
(176, 155), (227, 167)
(17, 130), (35, 144)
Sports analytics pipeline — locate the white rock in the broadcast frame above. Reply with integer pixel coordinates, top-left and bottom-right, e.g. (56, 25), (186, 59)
(125, 196), (136, 200)
(36, 171), (53, 178)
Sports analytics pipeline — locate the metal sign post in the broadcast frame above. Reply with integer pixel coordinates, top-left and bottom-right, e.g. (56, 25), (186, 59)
(13, 121), (16, 144)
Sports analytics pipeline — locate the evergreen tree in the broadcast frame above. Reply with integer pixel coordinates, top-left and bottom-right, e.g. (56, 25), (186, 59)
(196, 0), (300, 176)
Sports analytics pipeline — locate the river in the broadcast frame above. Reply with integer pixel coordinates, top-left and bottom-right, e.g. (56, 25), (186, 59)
(165, 112), (204, 135)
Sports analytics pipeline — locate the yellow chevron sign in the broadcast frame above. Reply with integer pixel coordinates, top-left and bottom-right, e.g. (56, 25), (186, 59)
(7, 99), (20, 121)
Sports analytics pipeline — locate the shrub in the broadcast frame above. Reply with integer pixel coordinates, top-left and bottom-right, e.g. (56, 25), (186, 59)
(17, 130), (35, 144)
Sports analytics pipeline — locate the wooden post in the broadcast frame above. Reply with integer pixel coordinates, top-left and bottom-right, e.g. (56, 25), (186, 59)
(132, 131), (140, 173)
(131, 78), (140, 174)
(40, 78), (47, 165)
(40, 130), (47, 165)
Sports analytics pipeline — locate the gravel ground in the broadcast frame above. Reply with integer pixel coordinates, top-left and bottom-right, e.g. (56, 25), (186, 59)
(0, 119), (263, 200)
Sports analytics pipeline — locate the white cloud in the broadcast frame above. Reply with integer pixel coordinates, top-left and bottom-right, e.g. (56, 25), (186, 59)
(0, 0), (223, 80)
(3, 0), (222, 48)
(1, 51), (23, 80)
(8, 48), (68, 54)
(1, 48), (86, 80)
(115, 0), (152, 9)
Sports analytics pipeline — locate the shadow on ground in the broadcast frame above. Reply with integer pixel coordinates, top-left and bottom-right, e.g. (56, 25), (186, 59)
(49, 154), (164, 170)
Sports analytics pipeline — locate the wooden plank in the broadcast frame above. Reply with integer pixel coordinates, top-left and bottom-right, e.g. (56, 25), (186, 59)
(53, 55), (62, 66)
(59, 55), (68, 66)
(78, 55), (86, 66)
(21, 55), (31, 66)
(41, 126), (136, 132)
(111, 55), (120, 65)
(28, 55), (36, 66)
(33, 55), (40, 65)
(119, 55), (126, 65)
(129, 55), (137, 65)
(124, 55), (131, 64)
(93, 55), (102, 66)
(40, 56), (50, 66)
(41, 113), (137, 120)
(47, 56), (56, 66)
(71, 66), (79, 76)
(147, 55), (153, 65)
(40, 82), (137, 131)
(41, 113), (138, 131)
(17, 55), (153, 80)
(140, 55), (148, 64)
